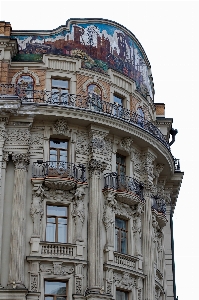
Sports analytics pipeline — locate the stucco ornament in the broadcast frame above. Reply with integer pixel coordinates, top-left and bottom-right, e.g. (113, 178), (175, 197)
(12, 152), (30, 170)
(53, 118), (68, 135)
(114, 272), (136, 290)
(103, 190), (117, 247)
(121, 137), (133, 154)
(88, 158), (107, 176)
(30, 184), (46, 237)
(40, 263), (74, 275)
(72, 185), (86, 242)
(6, 128), (31, 145)
(132, 203), (144, 255)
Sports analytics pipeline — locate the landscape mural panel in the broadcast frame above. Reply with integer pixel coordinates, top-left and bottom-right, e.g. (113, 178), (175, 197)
(11, 21), (153, 99)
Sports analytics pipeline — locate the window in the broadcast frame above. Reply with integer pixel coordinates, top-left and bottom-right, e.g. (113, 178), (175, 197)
(116, 153), (126, 176)
(113, 94), (124, 118)
(87, 84), (102, 112)
(50, 139), (68, 163)
(45, 281), (67, 300)
(51, 79), (69, 104)
(137, 107), (145, 127)
(17, 75), (34, 100)
(115, 217), (128, 254)
(116, 290), (128, 300)
(46, 205), (68, 243)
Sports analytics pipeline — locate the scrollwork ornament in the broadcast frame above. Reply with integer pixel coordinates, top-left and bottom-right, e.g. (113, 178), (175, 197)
(12, 153), (30, 170)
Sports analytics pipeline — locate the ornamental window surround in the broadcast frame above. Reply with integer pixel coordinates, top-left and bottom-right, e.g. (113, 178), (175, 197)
(44, 280), (68, 300)
(115, 217), (128, 254)
(46, 205), (68, 243)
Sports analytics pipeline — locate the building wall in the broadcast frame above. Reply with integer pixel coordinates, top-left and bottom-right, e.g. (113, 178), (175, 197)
(0, 18), (183, 300)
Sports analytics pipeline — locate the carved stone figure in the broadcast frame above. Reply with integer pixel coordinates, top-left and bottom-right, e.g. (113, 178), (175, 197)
(103, 191), (117, 247)
(30, 184), (45, 237)
(72, 185), (86, 242)
(133, 203), (144, 255)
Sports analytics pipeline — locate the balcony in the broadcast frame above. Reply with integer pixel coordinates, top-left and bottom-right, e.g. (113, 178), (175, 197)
(104, 172), (144, 204)
(0, 84), (170, 150)
(32, 161), (86, 184)
(114, 251), (139, 271)
(152, 196), (166, 215)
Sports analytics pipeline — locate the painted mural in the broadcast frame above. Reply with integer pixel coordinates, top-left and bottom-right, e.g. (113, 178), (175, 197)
(11, 21), (153, 99)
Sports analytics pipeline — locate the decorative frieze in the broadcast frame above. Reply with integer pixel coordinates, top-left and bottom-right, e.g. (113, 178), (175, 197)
(6, 128), (31, 145)
(40, 262), (74, 275)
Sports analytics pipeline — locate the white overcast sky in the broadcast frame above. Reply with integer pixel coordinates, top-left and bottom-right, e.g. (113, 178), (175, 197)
(0, 1), (198, 299)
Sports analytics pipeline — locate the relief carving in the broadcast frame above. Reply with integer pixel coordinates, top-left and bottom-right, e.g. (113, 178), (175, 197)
(76, 131), (89, 156)
(121, 137), (133, 154)
(12, 152), (30, 170)
(114, 272), (136, 290)
(30, 132), (43, 148)
(103, 190), (117, 247)
(72, 185), (86, 242)
(132, 203), (144, 255)
(30, 274), (38, 292)
(6, 128), (31, 145)
(88, 158), (107, 176)
(30, 184), (46, 237)
(40, 262), (74, 275)
(53, 119), (68, 135)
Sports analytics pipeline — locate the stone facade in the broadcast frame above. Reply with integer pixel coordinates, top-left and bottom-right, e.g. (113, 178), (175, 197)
(0, 18), (183, 300)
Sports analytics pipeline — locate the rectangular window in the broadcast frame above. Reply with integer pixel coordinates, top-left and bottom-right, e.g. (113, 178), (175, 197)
(113, 94), (124, 118)
(50, 139), (68, 162)
(115, 217), (128, 254)
(46, 205), (68, 243)
(116, 153), (126, 176)
(114, 94), (123, 106)
(51, 79), (69, 104)
(116, 290), (128, 300)
(45, 281), (67, 300)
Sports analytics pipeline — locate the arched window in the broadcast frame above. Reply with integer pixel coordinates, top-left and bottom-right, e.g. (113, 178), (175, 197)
(87, 84), (102, 111)
(17, 75), (34, 100)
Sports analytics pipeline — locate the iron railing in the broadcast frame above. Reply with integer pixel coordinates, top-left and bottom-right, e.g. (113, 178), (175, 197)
(151, 196), (166, 215)
(0, 84), (170, 150)
(104, 172), (144, 200)
(32, 161), (86, 182)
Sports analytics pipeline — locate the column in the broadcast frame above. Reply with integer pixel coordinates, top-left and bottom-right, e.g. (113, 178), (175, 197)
(8, 153), (29, 288)
(87, 158), (106, 295)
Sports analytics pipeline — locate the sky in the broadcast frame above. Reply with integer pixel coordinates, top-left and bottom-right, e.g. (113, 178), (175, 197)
(0, 0), (197, 299)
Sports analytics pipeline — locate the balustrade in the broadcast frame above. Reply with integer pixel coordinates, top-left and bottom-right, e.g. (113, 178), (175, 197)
(114, 252), (138, 270)
(41, 242), (75, 257)
(32, 161), (86, 183)
(0, 84), (170, 150)
(104, 172), (144, 200)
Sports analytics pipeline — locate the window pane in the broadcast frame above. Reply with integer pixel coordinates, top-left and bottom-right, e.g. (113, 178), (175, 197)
(52, 79), (68, 89)
(45, 281), (66, 295)
(115, 218), (126, 229)
(58, 219), (67, 243)
(47, 206), (67, 217)
(116, 290), (128, 300)
(45, 297), (53, 300)
(114, 95), (123, 106)
(46, 223), (55, 242)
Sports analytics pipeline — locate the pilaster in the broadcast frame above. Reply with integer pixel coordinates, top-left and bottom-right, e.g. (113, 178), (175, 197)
(8, 153), (29, 289)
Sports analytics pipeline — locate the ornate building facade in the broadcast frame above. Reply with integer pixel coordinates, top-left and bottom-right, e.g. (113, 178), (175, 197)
(0, 19), (183, 300)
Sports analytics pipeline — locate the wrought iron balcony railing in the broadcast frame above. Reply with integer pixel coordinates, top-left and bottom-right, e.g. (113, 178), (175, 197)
(173, 158), (180, 171)
(151, 196), (166, 215)
(32, 161), (86, 183)
(0, 84), (170, 150)
(104, 172), (144, 200)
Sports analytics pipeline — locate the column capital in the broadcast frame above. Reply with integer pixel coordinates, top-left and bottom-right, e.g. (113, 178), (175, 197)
(88, 158), (107, 176)
(12, 153), (30, 170)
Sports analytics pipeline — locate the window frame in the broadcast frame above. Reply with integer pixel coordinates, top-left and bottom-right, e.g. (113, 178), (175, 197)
(44, 280), (68, 300)
(116, 289), (129, 300)
(51, 78), (70, 103)
(116, 153), (126, 176)
(115, 216), (128, 254)
(46, 204), (68, 244)
(17, 74), (34, 100)
(49, 138), (68, 163)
